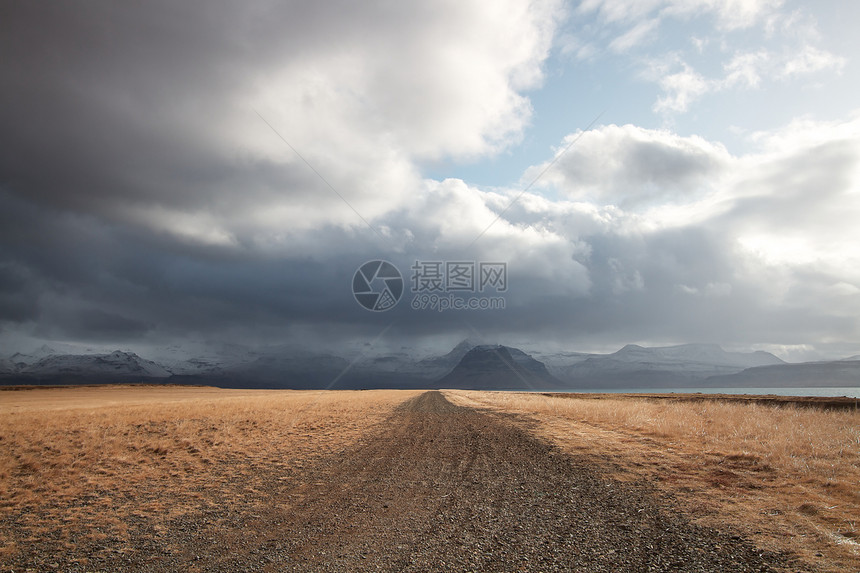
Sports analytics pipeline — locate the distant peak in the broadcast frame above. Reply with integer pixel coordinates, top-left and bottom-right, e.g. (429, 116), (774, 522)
(616, 343), (727, 355)
(32, 344), (59, 355)
(452, 338), (484, 350)
(472, 344), (504, 351)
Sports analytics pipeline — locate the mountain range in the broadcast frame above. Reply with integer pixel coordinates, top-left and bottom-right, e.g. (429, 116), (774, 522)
(1, 341), (857, 391)
(0, 350), (170, 383)
(541, 343), (786, 388)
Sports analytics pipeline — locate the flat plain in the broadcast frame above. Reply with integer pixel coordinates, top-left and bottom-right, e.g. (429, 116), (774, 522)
(1, 386), (857, 571)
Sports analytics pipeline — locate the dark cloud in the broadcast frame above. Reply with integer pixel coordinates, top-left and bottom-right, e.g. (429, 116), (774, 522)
(0, 1), (857, 360)
(50, 308), (151, 340)
(0, 263), (39, 322)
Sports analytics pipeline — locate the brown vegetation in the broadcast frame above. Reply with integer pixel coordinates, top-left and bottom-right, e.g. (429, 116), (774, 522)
(0, 385), (417, 565)
(445, 390), (860, 572)
(2, 385), (857, 571)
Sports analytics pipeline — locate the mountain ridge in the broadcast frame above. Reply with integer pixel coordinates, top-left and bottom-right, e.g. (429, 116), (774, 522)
(1, 341), (856, 390)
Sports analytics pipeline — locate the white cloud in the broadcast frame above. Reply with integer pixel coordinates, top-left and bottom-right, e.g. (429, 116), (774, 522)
(574, 1), (844, 116)
(827, 282), (860, 297)
(578, 0), (783, 30)
(512, 113), (860, 323)
(609, 18), (660, 53)
(118, 104), (860, 350)
(748, 111), (860, 150)
(698, 0), (785, 30)
(720, 45), (845, 91)
(780, 45), (846, 78)
(576, 0), (663, 25)
(647, 41), (845, 115)
(653, 63), (711, 113)
(243, 0), (563, 165)
(2, 0), (564, 252)
(530, 123), (731, 205)
(690, 36), (709, 53)
(765, 7), (822, 41)
(676, 282), (732, 297)
(608, 258), (645, 293)
(722, 50), (770, 88)
(558, 33), (599, 61)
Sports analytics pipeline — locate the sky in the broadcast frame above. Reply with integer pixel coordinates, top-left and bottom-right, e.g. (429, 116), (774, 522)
(1, 0), (859, 362)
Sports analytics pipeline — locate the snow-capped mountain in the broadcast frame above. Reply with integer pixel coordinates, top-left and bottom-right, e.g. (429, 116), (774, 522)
(548, 343), (784, 388)
(7, 344), (63, 367)
(417, 338), (483, 374)
(11, 342), (120, 363)
(145, 341), (266, 375)
(0, 339), (855, 390)
(0, 350), (171, 383)
(610, 343), (783, 368)
(23, 350), (171, 379)
(0, 357), (17, 374)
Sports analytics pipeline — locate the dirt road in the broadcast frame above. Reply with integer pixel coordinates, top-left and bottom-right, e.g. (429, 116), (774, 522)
(8, 391), (800, 572)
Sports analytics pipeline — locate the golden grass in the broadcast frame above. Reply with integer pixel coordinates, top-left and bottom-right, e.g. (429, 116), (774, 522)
(445, 390), (860, 573)
(3, 385), (857, 571)
(0, 385), (418, 563)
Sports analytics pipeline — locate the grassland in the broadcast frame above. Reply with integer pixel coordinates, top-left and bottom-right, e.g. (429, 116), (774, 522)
(1, 385), (857, 571)
(447, 390), (860, 572)
(0, 385), (418, 566)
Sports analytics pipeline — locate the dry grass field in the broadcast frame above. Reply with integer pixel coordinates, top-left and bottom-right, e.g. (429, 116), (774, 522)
(1, 385), (858, 571)
(0, 385), (418, 567)
(446, 390), (860, 572)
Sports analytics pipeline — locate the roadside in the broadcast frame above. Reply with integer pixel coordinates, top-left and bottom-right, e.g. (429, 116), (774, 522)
(447, 390), (859, 573)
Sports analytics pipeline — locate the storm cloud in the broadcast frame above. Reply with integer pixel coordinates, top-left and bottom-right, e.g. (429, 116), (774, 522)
(1, 1), (858, 361)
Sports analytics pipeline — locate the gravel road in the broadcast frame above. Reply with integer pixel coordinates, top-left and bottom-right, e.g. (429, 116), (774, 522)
(8, 391), (802, 572)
